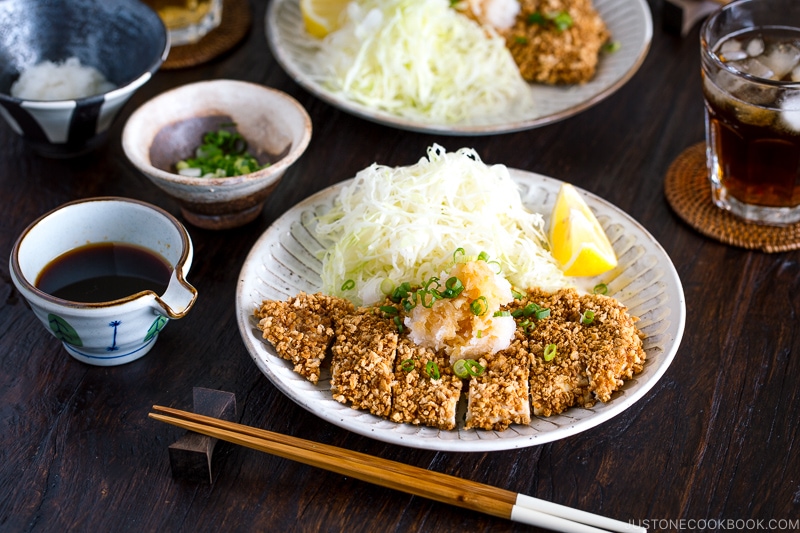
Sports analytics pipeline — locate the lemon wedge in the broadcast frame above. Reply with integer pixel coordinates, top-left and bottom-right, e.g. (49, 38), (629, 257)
(549, 183), (617, 277)
(300, 0), (350, 38)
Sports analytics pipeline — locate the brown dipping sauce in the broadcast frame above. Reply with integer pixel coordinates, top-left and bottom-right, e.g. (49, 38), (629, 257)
(35, 242), (172, 303)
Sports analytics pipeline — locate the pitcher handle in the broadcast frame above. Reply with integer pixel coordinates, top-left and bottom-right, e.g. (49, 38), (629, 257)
(155, 271), (198, 319)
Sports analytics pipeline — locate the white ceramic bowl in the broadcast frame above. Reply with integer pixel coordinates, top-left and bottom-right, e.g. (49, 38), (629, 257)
(10, 197), (198, 366)
(122, 80), (312, 230)
(0, 0), (169, 157)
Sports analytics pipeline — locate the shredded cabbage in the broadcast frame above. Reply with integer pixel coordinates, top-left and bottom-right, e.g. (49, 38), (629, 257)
(311, 0), (532, 124)
(314, 145), (568, 306)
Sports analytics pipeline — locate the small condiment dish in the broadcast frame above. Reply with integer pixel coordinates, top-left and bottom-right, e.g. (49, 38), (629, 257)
(122, 79), (312, 230)
(9, 197), (198, 366)
(0, 0), (169, 158)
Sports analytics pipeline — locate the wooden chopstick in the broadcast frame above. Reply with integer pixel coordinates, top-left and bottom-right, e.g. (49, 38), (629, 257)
(149, 406), (645, 533)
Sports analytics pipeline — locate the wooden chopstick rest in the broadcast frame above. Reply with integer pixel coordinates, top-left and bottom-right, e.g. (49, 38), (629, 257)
(167, 388), (237, 483)
(150, 406), (645, 533)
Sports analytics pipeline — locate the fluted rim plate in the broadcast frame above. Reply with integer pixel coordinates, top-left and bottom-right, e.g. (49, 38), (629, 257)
(265, 0), (652, 135)
(235, 170), (686, 451)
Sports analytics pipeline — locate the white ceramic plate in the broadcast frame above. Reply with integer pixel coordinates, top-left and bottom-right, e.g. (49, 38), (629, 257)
(265, 0), (653, 135)
(236, 169), (686, 452)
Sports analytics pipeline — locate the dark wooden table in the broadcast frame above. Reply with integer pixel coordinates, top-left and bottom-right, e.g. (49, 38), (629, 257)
(2, 1), (799, 532)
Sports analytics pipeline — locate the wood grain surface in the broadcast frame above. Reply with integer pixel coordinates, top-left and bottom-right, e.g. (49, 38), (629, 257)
(1, 1), (798, 532)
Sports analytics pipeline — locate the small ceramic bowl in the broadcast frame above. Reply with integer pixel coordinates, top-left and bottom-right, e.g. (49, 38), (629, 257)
(0, 0), (169, 158)
(10, 197), (198, 366)
(122, 80), (312, 230)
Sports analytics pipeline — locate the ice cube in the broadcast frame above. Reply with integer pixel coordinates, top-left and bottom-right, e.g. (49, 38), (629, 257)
(779, 92), (800, 132)
(723, 51), (749, 62)
(759, 43), (800, 79)
(746, 38), (765, 57)
(728, 58), (776, 80)
(735, 101), (775, 127)
(720, 38), (743, 55)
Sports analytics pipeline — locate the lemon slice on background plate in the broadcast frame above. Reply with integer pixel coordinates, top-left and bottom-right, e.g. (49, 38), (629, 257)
(549, 183), (618, 277)
(300, 0), (350, 38)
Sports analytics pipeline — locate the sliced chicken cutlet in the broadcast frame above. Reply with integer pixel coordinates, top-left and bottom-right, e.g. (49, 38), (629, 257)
(391, 339), (462, 430)
(330, 308), (398, 417)
(523, 288), (646, 416)
(255, 292), (354, 384)
(465, 333), (531, 431)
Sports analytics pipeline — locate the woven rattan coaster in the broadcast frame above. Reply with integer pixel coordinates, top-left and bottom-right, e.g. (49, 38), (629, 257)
(664, 142), (800, 253)
(162, 0), (251, 70)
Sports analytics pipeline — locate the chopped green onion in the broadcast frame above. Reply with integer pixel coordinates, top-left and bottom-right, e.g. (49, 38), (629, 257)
(470, 296), (488, 316)
(544, 343), (557, 361)
(514, 35), (529, 45)
(519, 319), (535, 334)
(341, 279), (355, 291)
(393, 315), (404, 333)
(441, 276), (464, 298)
(454, 358), (485, 378)
(511, 309), (524, 318)
(419, 290), (439, 308)
(425, 361), (441, 380)
(526, 11), (573, 31)
(580, 309), (595, 325)
(534, 308), (550, 320)
(476, 330), (483, 338)
(391, 281), (412, 302)
(603, 41), (621, 53)
(477, 251), (490, 262)
(379, 305), (398, 316)
(175, 125), (268, 178)
(527, 12), (546, 25)
(511, 288), (526, 300)
(453, 248), (466, 263)
(551, 12), (574, 31)
(593, 283), (608, 295)
(400, 359), (415, 372)
(493, 310), (511, 317)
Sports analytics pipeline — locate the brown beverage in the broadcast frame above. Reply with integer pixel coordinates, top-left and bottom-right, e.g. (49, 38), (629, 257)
(36, 242), (172, 303)
(703, 28), (800, 210)
(142, 0), (222, 45)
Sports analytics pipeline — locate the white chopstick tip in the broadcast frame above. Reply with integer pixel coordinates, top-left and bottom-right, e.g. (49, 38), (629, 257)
(514, 494), (646, 533)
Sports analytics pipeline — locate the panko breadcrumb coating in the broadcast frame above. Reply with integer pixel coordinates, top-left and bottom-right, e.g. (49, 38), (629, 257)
(391, 339), (462, 430)
(254, 292), (354, 384)
(505, 0), (610, 84)
(330, 308), (398, 417)
(465, 332), (532, 431)
(519, 288), (645, 416)
(254, 285), (645, 430)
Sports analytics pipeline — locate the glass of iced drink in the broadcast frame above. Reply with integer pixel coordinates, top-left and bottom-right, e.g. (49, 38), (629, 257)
(143, 0), (222, 46)
(701, 0), (800, 225)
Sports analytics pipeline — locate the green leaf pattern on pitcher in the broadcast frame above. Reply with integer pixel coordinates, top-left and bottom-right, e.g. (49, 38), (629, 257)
(144, 315), (168, 342)
(48, 313), (82, 346)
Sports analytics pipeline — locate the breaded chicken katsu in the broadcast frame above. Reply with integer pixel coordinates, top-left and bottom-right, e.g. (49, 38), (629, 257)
(255, 286), (645, 431)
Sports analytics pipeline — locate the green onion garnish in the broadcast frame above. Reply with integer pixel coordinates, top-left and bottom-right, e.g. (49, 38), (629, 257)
(379, 305), (398, 316)
(593, 283), (608, 295)
(603, 41), (621, 53)
(477, 251), (490, 262)
(511, 288), (526, 300)
(580, 310), (595, 325)
(470, 296), (488, 316)
(544, 343), (557, 361)
(493, 310), (511, 317)
(175, 125), (268, 178)
(453, 359), (485, 378)
(341, 279), (355, 291)
(400, 359), (415, 372)
(453, 248), (466, 263)
(441, 276), (464, 298)
(425, 361), (441, 380)
(393, 315), (404, 333)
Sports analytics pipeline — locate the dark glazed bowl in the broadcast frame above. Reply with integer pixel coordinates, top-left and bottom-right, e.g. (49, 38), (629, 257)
(0, 0), (169, 157)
